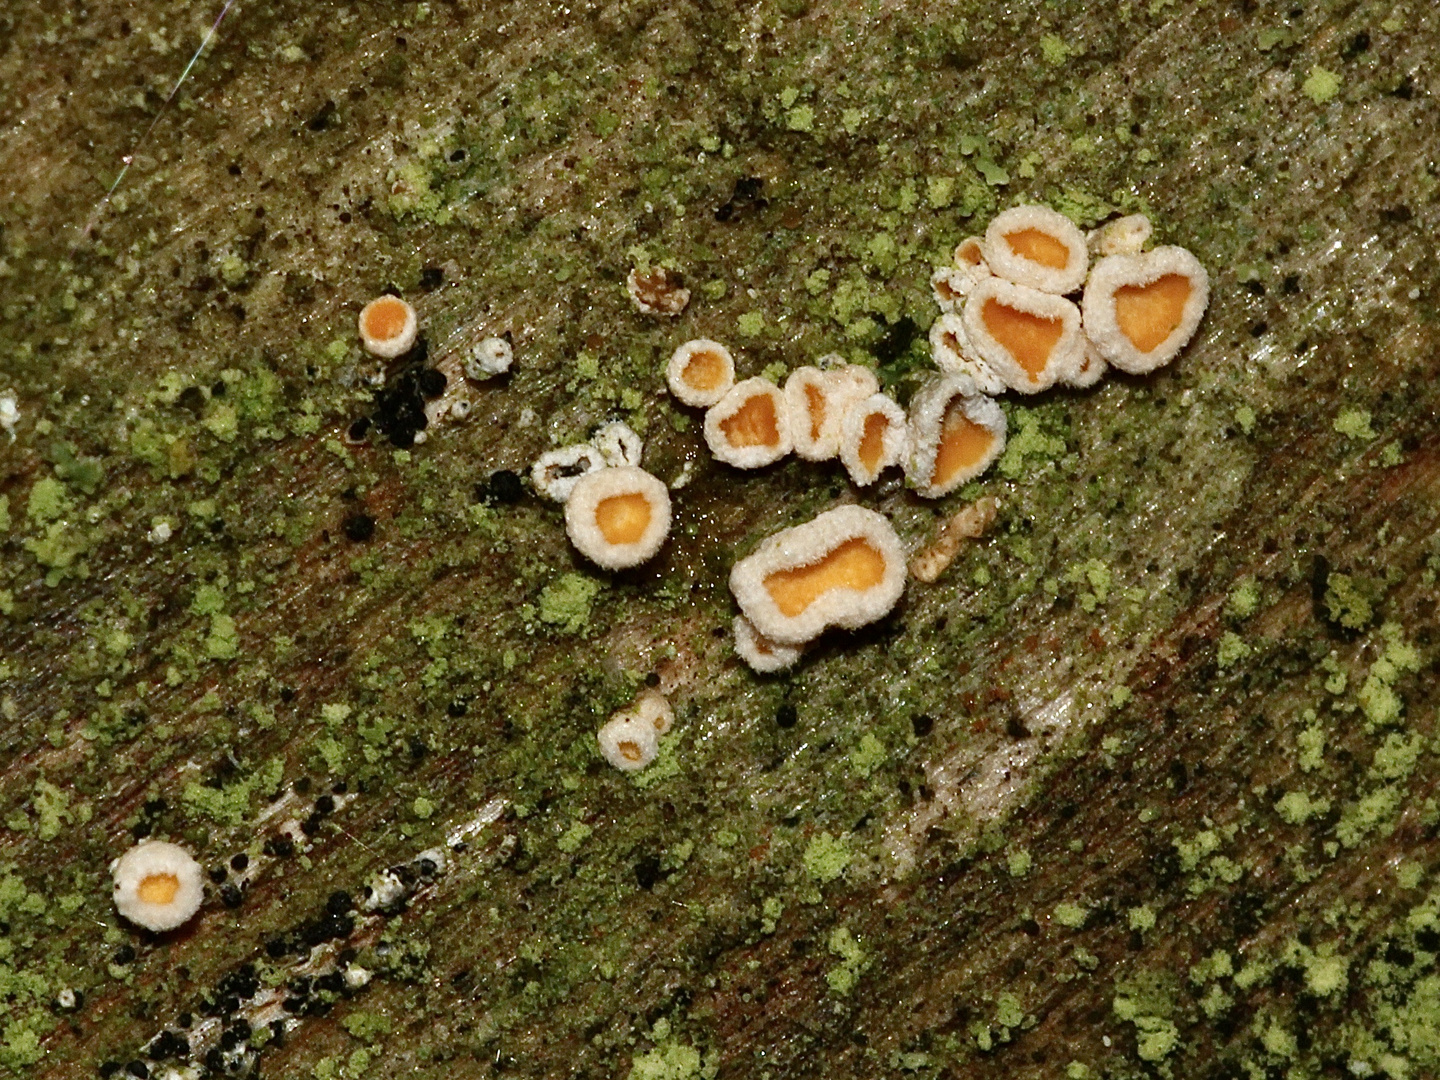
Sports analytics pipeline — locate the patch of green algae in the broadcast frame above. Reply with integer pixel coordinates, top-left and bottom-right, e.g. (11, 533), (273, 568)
(0, 0), (1438, 1077)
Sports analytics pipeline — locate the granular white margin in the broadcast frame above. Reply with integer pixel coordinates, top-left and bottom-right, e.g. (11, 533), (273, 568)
(565, 465), (672, 570)
(703, 378), (792, 468)
(838, 392), (910, 487)
(983, 204), (1089, 294)
(729, 505), (906, 646)
(905, 374), (1007, 499)
(111, 840), (205, 932)
(1081, 246), (1210, 375)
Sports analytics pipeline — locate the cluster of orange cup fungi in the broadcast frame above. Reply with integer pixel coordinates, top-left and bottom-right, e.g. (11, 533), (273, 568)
(671, 206), (1206, 672)
(930, 205), (1209, 391)
(360, 206), (1207, 682)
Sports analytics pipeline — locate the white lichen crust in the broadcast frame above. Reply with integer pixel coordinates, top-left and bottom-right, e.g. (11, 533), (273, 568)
(784, 364), (878, 461)
(357, 295), (418, 359)
(0, 392), (18, 441)
(666, 339), (736, 408)
(597, 711), (659, 772)
(928, 313), (1008, 396)
(466, 336), (513, 379)
(729, 505), (907, 646)
(564, 465), (672, 570)
(594, 421), (644, 468)
(532, 443), (607, 503)
(961, 277), (1085, 393)
(1082, 246), (1210, 375)
(111, 840), (205, 932)
(982, 204), (1089, 294)
(703, 378), (792, 468)
(733, 614), (805, 673)
(905, 374), (1007, 499)
(838, 392), (909, 487)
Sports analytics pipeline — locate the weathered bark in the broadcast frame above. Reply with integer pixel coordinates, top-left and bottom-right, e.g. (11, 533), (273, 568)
(1, 1), (1437, 1078)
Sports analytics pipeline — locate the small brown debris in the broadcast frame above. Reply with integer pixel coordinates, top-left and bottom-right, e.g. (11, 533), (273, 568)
(627, 266), (690, 316)
(909, 496), (1000, 583)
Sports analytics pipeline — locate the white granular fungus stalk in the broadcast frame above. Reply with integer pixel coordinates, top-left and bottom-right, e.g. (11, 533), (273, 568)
(838, 392), (910, 487)
(466, 336), (513, 379)
(633, 688), (674, 735)
(1082, 246), (1210, 375)
(666, 339), (736, 408)
(594, 421), (644, 468)
(357, 295), (418, 359)
(564, 466), (672, 570)
(729, 504), (907, 646)
(531, 443), (607, 503)
(928, 313), (1008, 396)
(732, 614), (805, 673)
(111, 840), (205, 932)
(784, 364), (878, 462)
(597, 711), (659, 771)
(1087, 213), (1153, 257)
(982, 204), (1089, 295)
(703, 378), (792, 468)
(961, 277), (1085, 393)
(905, 374), (1007, 499)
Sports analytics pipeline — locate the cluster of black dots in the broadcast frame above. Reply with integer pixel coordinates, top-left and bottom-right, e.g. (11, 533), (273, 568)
(344, 333), (447, 450)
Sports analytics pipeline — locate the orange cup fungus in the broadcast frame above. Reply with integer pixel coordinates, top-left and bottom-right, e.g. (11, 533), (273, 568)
(931, 236), (993, 314)
(838, 392), (909, 487)
(928, 312), (1008, 396)
(704, 377), (792, 468)
(357, 294), (418, 359)
(1082, 246), (1210, 375)
(906, 374), (1007, 499)
(597, 688), (675, 771)
(955, 235), (989, 271)
(983, 204), (1089, 295)
(733, 613), (805, 673)
(961, 277), (1085, 393)
(597, 710), (659, 772)
(1066, 343), (1109, 389)
(730, 505), (906, 646)
(111, 840), (205, 932)
(565, 465), (672, 570)
(667, 339), (736, 408)
(784, 363), (879, 462)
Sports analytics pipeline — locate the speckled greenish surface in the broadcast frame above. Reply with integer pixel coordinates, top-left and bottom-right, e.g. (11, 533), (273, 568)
(1, 1), (1438, 1078)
